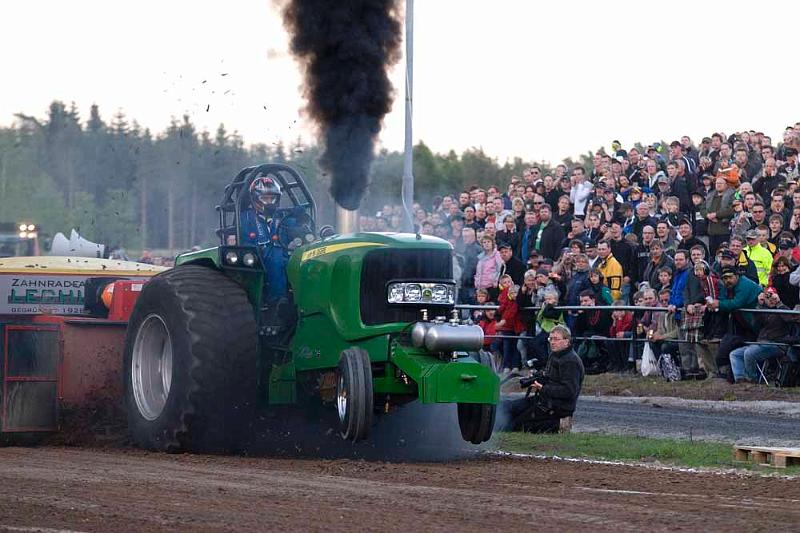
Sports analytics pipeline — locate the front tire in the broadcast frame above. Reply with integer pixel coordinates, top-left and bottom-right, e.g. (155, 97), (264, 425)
(123, 266), (258, 453)
(457, 351), (496, 445)
(336, 348), (373, 442)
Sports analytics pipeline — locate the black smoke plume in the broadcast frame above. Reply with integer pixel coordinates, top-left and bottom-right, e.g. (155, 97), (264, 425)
(281, 0), (402, 210)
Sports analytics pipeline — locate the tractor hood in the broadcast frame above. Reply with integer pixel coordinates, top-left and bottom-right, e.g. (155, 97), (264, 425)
(288, 232), (454, 342)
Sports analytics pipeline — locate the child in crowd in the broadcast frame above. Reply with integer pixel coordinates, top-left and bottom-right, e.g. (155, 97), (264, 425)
(608, 300), (634, 371)
(472, 288), (490, 322)
(588, 269), (613, 305)
(626, 186), (643, 208)
(477, 304), (500, 369)
(655, 267), (672, 293)
(497, 274), (514, 304)
(533, 269), (557, 306)
(662, 197), (682, 229)
(527, 287), (566, 369)
(497, 284), (524, 373)
(632, 290), (644, 306)
(691, 191), (707, 236)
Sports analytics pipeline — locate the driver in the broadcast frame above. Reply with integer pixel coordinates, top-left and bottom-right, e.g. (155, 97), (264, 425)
(241, 176), (290, 300)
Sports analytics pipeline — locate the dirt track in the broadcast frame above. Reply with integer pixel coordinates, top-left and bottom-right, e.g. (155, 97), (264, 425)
(0, 447), (798, 532)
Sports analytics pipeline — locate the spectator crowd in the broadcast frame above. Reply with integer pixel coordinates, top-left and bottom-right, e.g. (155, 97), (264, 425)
(363, 126), (800, 385)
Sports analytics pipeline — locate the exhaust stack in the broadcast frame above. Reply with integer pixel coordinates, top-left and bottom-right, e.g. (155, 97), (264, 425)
(336, 206), (359, 235)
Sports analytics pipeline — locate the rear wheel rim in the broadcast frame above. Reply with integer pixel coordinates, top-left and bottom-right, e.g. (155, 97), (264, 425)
(131, 314), (173, 421)
(336, 373), (348, 424)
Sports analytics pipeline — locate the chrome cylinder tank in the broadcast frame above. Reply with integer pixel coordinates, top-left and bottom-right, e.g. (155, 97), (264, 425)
(336, 206), (359, 234)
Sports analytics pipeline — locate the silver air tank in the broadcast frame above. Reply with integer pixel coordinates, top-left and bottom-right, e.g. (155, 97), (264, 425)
(411, 322), (484, 353)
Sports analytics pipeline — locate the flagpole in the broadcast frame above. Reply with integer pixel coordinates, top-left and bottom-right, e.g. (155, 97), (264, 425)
(401, 0), (415, 231)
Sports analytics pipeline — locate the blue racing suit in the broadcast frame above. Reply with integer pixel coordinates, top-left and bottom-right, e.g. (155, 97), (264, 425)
(240, 209), (289, 300)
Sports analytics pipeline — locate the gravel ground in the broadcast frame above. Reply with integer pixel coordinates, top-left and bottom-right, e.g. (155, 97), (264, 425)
(572, 395), (800, 446)
(581, 394), (800, 417)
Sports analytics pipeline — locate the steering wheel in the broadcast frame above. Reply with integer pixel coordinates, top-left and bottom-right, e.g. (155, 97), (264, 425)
(278, 209), (316, 251)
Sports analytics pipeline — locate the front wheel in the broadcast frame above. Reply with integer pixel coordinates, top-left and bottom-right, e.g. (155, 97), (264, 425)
(457, 351), (496, 445)
(336, 347), (373, 441)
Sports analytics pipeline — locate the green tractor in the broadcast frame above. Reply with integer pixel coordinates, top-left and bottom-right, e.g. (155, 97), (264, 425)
(123, 164), (499, 452)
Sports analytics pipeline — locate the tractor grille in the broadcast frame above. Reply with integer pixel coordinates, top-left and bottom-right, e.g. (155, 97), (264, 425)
(360, 248), (453, 325)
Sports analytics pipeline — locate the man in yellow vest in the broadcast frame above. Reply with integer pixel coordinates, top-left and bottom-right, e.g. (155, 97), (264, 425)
(596, 240), (624, 301)
(756, 225), (777, 255)
(743, 229), (773, 287)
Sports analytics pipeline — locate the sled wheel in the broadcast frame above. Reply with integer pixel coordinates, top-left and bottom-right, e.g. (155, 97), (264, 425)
(336, 347), (373, 441)
(124, 265), (257, 453)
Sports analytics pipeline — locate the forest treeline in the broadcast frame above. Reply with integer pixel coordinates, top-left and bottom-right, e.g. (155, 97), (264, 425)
(0, 101), (592, 251)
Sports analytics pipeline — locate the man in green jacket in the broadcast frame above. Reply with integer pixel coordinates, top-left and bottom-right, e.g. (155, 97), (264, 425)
(708, 267), (762, 333)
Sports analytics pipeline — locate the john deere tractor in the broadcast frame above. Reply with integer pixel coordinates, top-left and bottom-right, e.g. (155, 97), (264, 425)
(123, 164), (498, 452)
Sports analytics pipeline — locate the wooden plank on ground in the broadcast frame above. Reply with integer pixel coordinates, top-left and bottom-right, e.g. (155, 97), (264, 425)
(751, 451), (768, 464)
(733, 445), (800, 469)
(734, 445), (800, 457)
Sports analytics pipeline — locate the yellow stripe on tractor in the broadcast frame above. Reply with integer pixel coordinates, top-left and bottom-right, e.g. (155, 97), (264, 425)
(300, 242), (387, 262)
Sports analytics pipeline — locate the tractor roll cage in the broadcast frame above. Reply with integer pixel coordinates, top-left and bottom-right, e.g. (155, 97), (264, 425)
(216, 164), (316, 246)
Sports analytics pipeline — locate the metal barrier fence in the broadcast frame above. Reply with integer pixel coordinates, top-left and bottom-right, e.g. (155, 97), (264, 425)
(482, 335), (791, 347)
(456, 304), (800, 315)
(457, 304), (800, 348)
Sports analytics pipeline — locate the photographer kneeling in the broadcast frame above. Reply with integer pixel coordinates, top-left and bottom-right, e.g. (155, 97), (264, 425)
(501, 325), (585, 432)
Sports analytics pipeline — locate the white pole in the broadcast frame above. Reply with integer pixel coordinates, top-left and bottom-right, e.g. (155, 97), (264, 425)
(401, 0), (415, 232)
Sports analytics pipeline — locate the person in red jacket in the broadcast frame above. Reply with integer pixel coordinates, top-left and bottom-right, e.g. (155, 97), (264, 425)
(478, 305), (500, 369)
(608, 300), (634, 371)
(498, 284), (525, 373)
(478, 306), (499, 347)
(496, 274), (514, 305)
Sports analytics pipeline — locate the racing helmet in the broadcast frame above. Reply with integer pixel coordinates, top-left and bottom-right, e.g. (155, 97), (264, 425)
(250, 176), (282, 215)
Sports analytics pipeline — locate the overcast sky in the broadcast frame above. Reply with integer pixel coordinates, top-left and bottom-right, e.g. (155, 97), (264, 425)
(1, 0), (798, 165)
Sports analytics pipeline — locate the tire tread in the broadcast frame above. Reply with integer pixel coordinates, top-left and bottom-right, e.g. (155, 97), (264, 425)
(124, 265), (258, 453)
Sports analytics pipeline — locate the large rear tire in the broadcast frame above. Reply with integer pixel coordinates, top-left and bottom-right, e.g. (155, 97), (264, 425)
(457, 351), (496, 445)
(123, 265), (258, 453)
(336, 348), (373, 442)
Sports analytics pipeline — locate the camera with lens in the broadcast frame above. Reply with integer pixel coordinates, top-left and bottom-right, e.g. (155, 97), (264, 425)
(519, 371), (550, 389)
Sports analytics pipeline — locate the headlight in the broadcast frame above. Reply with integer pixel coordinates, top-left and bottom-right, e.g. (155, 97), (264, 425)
(431, 284), (449, 302)
(404, 283), (422, 302)
(224, 251), (239, 265)
(27, 224), (35, 231)
(387, 282), (455, 305)
(388, 284), (406, 303)
(242, 252), (256, 267)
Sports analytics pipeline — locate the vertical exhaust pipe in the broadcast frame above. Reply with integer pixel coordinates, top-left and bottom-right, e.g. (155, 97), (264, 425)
(336, 205), (359, 234)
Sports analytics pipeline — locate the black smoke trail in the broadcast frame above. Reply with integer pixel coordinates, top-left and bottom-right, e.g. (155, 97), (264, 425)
(281, 0), (402, 210)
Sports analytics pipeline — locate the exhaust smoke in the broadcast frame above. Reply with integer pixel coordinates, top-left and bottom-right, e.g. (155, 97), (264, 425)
(280, 0), (402, 211)
(247, 401), (481, 462)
